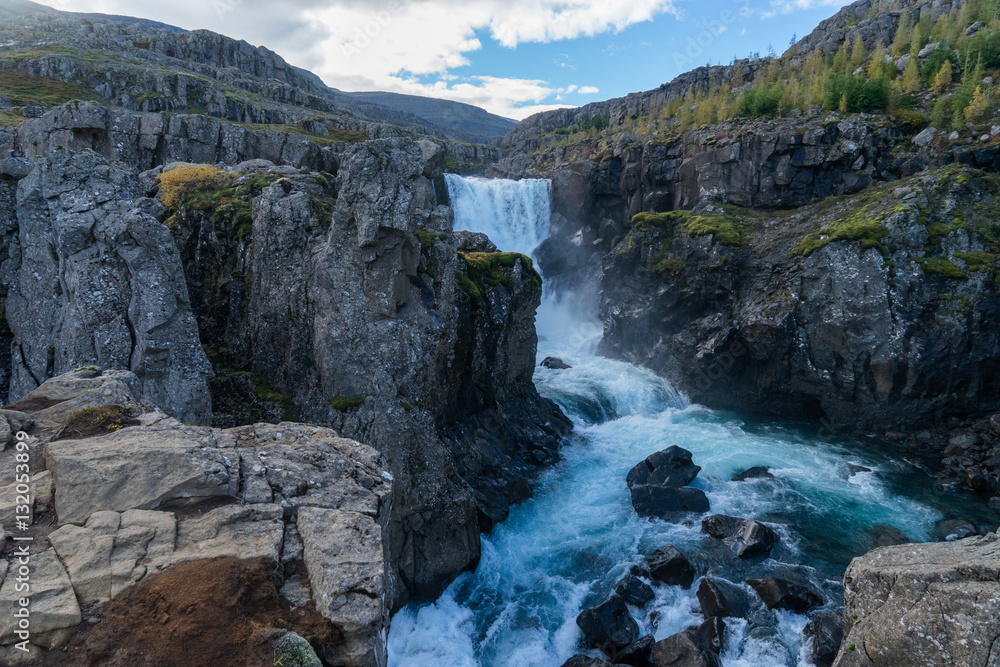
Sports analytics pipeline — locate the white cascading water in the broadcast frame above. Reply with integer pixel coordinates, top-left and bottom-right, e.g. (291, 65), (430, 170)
(444, 174), (552, 256)
(387, 176), (979, 667)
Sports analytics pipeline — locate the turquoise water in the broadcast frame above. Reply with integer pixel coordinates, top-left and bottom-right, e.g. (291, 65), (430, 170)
(386, 177), (993, 667)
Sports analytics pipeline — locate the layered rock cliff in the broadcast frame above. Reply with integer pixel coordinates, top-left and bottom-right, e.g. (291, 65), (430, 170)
(0, 368), (395, 666)
(0, 103), (567, 606)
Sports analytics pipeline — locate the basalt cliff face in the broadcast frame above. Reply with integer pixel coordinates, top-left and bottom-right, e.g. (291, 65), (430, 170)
(0, 105), (567, 611)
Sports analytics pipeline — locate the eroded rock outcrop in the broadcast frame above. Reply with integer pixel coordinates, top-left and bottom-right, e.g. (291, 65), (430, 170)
(599, 166), (1000, 432)
(834, 530), (1000, 667)
(0, 371), (395, 666)
(7, 150), (212, 423)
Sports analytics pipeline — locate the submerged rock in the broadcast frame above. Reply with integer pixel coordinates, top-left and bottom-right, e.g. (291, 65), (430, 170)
(746, 577), (823, 612)
(541, 357), (573, 370)
(864, 523), (911, 548)
(930, 518), (980, 542)
(731, 466), (773, 482)
(803, 612), (843, 667)
(576, 595), (640, 657)
(646, 545), (695, 588)
(560, 656), (609, 667)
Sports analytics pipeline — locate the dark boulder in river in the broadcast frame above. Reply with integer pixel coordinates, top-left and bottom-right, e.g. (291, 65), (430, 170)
(615, 569), (655, 606)
(540, 357), (573, 370)
(697, 577), (756, 619)
(650, 627), (721, 667)
(803, 612), (844, 667)
(631, 485), (710, 518)
(701, 515), (779, 558)
(628, 446), (709, 518)
(627, 446), (701, 489)
(731, 466), (773, 482)
(575, 595), (640, 657)
(646, 545), (695, 588)
(747, 577), (823, 612)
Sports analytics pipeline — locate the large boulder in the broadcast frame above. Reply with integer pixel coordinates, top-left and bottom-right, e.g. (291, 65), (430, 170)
(576, 595), (640, 657)
(45, 424), (238, 525)
(701, 515), (779, 558)
(615, 569), (655, 606)
(747, 577), (823, 612)
(646, 545), (695, 588)
(697, 577), (756, 619)
(804, 612), (844, 667)
(7, 150), (212, 423)
(627, 446), (701, 489)
(834, 531), (1000, 667)
(650, 628), (720, 667)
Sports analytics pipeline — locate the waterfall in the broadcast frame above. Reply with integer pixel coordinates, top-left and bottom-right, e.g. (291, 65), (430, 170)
(445, 174), (552, 258)
(388, 175), (959, 667)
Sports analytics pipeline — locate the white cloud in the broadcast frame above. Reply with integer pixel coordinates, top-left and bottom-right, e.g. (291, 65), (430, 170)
(34, 0), (678, 119)
(578, 86), (600, 95)
(761, 0), (854, 19)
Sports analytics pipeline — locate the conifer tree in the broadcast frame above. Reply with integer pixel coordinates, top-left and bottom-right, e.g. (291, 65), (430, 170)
(892, 13), (913, 54)
(851, 34), (869, 67)
(902, 56), (922, 93)
(932, 59), (954, 93)
(965, 85), (990, 123)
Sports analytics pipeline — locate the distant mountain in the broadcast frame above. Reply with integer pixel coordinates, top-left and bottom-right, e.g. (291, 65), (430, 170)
(0, 0), (510, 144)
(344, 91), (517, 144)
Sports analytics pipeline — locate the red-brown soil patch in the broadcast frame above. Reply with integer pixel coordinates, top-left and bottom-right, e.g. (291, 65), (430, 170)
(46, 557), (338, 666)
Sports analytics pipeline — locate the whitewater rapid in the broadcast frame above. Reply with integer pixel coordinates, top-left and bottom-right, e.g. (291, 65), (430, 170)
(387, 176), (969, 667)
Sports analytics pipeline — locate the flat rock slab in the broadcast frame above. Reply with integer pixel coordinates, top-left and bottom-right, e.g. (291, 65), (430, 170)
(0, 549), (81, 642)
(45, 423), (236, 525)
(49, 504), (284, 605)
(297, 507), (387, 667)
(835, 532), (1000, 667)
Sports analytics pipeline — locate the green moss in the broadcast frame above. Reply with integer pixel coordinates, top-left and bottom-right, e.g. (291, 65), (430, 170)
(793, 214), (888, 258)
(414, 229), (449, 249)
(242, 123), (366, 145)
(328, 396), (365, 411)
(631, 210), (747, 247)
(460, 251), (542, 291)
(653, 255), (685, 275)
(954, 251), (995, 272)
(0, 71), (98, 106)
(454, 270), (483, 304)
(910, 256), (968, 279)
(60, 406), (139, 439)
(235, 371), (298, 421)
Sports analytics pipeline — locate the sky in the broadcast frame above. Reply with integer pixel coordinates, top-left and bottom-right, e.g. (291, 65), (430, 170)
(33, 0), (856, 120)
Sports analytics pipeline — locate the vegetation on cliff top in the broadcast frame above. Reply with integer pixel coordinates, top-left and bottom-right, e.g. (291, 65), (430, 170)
(156, 164), (283, 239)
(455, 251), (542, 308)
(525, 0), (1000, 153)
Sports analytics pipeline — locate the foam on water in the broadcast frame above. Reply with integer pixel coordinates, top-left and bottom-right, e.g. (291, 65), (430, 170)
(388, 176), (963, 667)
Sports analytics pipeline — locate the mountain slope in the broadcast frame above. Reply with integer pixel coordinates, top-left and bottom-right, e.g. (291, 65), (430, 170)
(0, 0), (507, 144)
(344, 91), (516, 144)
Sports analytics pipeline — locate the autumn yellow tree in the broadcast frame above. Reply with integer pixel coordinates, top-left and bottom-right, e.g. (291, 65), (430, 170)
(932, 60), (953, 94)
(901, 56), (922, 94)
(851, 34), (869, 67)
(891, 14), (913, 55)
(965, 86), (990, 123)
